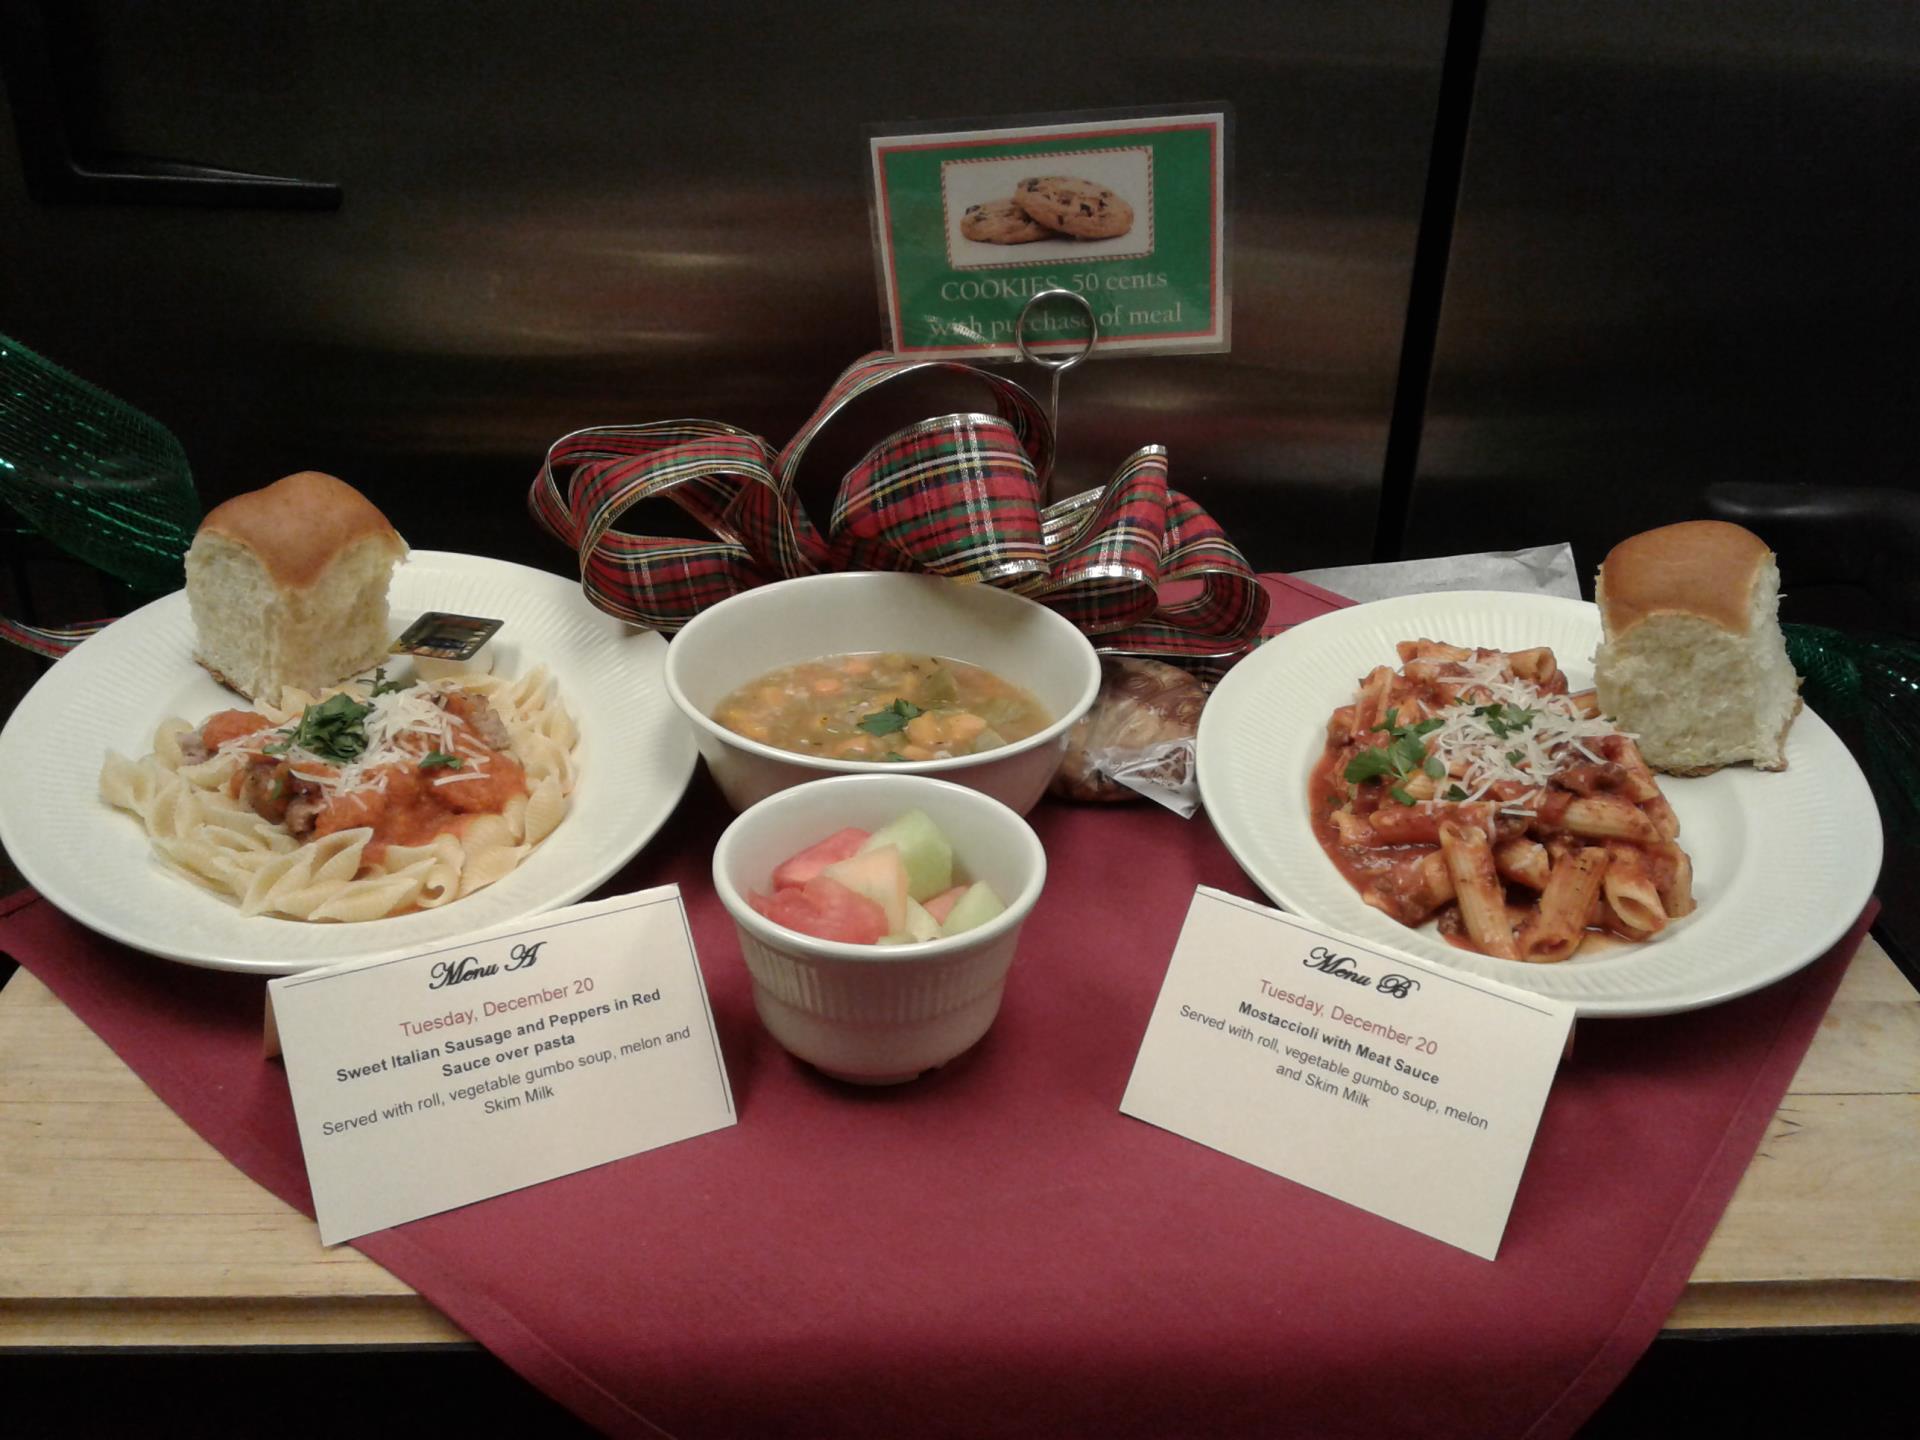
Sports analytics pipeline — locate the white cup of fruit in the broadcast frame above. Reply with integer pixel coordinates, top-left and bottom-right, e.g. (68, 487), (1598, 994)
(711, 774), (1047, 1084)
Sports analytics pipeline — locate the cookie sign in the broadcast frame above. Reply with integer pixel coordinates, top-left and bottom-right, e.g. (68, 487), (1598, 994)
(870, 111), (1229, 358)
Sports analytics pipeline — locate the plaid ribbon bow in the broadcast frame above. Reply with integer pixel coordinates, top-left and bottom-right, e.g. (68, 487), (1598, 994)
(530, 351), (1269, 667)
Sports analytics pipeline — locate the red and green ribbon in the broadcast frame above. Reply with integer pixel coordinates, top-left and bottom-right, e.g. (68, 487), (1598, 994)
(0, 616), (115, 659)
(530, 351), (1269, 666)
(0, 331), (199, 659)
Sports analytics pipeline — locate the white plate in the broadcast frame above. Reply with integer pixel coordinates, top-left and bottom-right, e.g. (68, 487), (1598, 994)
(1197, 590), (1881, 1017)
(0, 551), (697, 974)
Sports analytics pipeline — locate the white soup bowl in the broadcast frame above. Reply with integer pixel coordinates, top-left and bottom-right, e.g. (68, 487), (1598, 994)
(663, 571), (1100, 814)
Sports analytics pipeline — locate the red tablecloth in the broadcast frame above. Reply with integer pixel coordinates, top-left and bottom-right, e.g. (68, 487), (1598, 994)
(0, 574), (1872, 1439)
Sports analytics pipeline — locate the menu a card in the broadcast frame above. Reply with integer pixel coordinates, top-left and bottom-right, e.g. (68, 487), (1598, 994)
(269, 886), (734, 1245)
(1122, 887), (1574, 1259)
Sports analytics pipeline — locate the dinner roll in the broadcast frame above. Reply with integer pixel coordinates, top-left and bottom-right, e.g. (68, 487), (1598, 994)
(1594, 520), (1800, 775)
(186, 471), (408, 704)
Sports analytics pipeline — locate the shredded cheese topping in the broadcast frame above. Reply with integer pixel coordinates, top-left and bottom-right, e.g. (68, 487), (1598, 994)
(1418, 654), (1629, 807)
(215, 683), (500, 798)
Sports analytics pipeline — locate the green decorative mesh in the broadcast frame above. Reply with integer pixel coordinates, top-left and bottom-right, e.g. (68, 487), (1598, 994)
(0, 332), (198, 595)
(1785, 622), (1920, 840)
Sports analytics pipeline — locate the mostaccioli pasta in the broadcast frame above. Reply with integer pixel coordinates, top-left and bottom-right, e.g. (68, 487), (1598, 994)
(99, 667), (577, 922)
(1311, 640), (1695, 962)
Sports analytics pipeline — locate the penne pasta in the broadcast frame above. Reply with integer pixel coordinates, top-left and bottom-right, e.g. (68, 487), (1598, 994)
(1439, 820), (1519, 959)
(1311, 638), (1698, 963)
(1561, 795), (1662, 844)
(1650, 841), (1696, 919)
(1367, 805), (1442, 846)
(1601, 842), (1669, 936)
(1353, 666), (1396, 734)
(1408, 851), (1456, 914)
(1506, 647), (1558, 685)
(1518, 847), (1608, 962)
(1494, 837), (1551, 891)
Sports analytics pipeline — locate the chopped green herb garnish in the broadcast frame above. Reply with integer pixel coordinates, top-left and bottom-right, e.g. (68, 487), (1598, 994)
(420, 751), (464, 771)
(275, 691), (372, 763)
(1472, 702), (1537, 739)
(1345, 711), (1446, 802)
(858, 698), (925, 737)
(1506, 748), (1526, 766)
(369, 666), (409, 697)
(1445, 784), (1469, 801)
(1423, 756), (1446, 779)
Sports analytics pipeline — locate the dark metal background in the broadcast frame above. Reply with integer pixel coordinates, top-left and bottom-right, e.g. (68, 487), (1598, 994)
(0, 0), (1450, 575)
(1412, 1), (1920, 593)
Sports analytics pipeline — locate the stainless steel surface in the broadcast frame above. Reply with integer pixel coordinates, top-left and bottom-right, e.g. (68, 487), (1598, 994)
(1414, 1), (1920, 591)
(0, 0), (1450, 574)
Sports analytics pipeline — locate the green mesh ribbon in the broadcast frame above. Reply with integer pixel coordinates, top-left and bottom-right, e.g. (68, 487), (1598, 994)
(1786, 623), (1920, 840)
(1, 331), (198, 597)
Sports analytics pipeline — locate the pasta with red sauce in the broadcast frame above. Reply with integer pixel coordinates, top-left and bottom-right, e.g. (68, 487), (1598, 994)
(1310, 640), (1695, 962)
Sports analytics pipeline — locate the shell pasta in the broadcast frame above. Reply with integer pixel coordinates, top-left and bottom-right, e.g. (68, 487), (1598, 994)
(100, 667), (577, 922)
(1310, 640), (1695, 962)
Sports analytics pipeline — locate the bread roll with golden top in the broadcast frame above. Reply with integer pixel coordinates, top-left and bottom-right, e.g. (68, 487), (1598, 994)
(186, 471), (408, 703)
(1594, 520), (1800, 774)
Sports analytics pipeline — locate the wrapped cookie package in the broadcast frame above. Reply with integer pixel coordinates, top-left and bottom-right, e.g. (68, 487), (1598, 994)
(1051, 657), (1206, 816)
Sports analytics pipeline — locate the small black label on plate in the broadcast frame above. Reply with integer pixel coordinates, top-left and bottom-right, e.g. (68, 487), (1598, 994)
(391, 612), (504, 661)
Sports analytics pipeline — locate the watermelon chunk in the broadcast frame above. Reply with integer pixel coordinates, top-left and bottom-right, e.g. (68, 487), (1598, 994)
(772, 827), (870, 890)
(747, 876), (888, 944)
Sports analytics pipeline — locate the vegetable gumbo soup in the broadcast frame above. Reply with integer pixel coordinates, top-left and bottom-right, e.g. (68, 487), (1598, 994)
(714, 653), (1051, 762)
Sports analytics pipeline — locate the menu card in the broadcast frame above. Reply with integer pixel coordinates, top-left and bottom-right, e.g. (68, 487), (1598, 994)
(269, 887), (734, 1245)
(1122, 887), (1574, 1259)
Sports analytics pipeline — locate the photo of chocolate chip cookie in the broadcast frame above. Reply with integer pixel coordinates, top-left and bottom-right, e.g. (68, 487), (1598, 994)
(1012, 176), (1134, 241)
(960, 199), (1057, 245)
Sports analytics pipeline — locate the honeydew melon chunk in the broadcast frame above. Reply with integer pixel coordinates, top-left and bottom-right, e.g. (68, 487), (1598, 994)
(938, 882), (1006, 938)
(821, 845), (909, 934)
(902, 897), (942, 942)
(858, 809), (952, 902)
(879, 898), (945, 946)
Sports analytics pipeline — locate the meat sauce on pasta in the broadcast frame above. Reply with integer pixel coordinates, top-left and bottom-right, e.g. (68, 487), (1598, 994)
(1311, 640), (1695, 962)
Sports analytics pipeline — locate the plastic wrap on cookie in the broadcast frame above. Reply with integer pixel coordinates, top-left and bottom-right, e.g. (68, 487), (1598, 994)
(1050, 658), (1206, 815)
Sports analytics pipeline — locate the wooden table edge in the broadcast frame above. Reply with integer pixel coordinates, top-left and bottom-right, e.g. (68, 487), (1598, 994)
(0, 1295), (471, 1350)
(4, 935), (1916, 1349)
